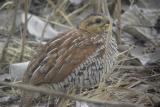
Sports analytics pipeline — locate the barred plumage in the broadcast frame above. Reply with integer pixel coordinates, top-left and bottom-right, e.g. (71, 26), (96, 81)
(52, 36), (118, 91)
(20, 14), (118, 107)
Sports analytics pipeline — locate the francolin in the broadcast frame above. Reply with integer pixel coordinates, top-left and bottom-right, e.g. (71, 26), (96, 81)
(20, 14), (118, 107)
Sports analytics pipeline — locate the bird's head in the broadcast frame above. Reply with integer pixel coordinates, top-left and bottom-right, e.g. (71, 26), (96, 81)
(79, 14), (112, 34)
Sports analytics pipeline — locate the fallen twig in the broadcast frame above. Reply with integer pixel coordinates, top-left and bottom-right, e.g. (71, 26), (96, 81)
(0, 81), (140, 107)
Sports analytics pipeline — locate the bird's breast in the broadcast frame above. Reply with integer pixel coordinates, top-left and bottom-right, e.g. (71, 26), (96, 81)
(51, 37), (118, 91)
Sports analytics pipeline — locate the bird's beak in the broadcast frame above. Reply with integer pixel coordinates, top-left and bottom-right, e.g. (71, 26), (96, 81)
(104, 22), (112, 31)
(108, 22), (112, 31)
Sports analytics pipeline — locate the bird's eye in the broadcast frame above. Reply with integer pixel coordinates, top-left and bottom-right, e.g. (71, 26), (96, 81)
(95, 18), (102, 24)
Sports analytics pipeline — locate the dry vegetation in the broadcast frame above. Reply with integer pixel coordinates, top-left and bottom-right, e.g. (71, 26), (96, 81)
(0, 0), (160, 107)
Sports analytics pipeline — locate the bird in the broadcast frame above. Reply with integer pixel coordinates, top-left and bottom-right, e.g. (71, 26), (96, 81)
(20, 14), (118, 107)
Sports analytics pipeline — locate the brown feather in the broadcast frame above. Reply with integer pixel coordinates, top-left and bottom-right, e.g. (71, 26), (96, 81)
(26, 29), (100, 84)
(20, 14), (118, 107)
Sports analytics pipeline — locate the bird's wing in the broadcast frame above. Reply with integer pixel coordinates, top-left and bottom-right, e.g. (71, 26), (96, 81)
(23, 30), (101, 85)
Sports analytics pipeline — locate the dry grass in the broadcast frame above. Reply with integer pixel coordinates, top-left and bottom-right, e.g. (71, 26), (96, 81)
(0, 0), (159, 107)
